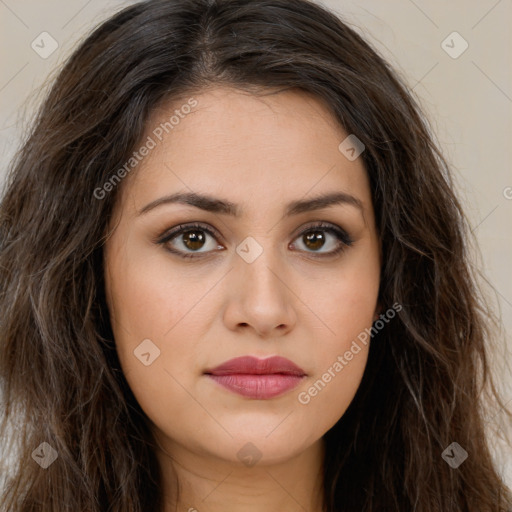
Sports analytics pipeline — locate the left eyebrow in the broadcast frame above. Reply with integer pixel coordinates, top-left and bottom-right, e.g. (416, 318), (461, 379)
(137, 191), (364, 218)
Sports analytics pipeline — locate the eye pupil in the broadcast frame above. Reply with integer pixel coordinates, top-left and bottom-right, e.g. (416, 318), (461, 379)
(304, 231), (325, 250)
(183, 230), (206, 250)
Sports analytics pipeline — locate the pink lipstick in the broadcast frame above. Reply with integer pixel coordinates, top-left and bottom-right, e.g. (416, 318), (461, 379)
(204, 355), (306, 399)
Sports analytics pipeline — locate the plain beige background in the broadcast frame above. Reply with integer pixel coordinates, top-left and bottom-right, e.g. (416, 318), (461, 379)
(1, 0), (511, 490)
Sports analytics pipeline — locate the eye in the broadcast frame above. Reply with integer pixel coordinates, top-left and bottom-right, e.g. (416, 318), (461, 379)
(289, 222), (354, 258)
(157, 222), (223, 259)
(156, 221), (353, 259)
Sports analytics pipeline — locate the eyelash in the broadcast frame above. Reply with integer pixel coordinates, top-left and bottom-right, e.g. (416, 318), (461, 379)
(156, 221), (354, 260)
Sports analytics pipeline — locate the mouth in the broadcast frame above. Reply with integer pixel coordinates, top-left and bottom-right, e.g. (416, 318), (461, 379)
(204, 355), (306, 400)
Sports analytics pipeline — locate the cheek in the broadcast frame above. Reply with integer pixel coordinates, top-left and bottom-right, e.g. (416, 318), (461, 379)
(105, 256), (202, 439)
(308, 243), (380, 343)
(297, 348), (369, 431)
(104, 238), (225, 424)
(294, 247), (379, 426)
(295, 291), (373, 435)
(104, 236), (205, 347)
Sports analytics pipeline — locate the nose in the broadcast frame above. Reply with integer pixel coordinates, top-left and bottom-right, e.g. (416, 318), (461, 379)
(222, 242), (298, 338)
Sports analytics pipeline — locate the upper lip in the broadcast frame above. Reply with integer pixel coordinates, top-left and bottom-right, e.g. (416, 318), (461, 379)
(205, 356), (306, 376)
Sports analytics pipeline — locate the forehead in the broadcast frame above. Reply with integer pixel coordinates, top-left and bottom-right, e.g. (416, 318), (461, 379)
(117, 86), (371, 217)
(148, 86), (346, 158)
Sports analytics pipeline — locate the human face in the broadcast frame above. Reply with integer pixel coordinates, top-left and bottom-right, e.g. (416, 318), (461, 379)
(104, 86), (381, 468)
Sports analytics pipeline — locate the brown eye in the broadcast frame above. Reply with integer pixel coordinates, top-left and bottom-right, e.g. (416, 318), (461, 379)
(181, 229), (207, 251)
(302, 231), (326, 251)
(291, 223), (353, 257)
(158, 223), (222, 258)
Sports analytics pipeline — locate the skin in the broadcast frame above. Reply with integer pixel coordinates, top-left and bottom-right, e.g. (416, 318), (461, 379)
(104, 86), (381, 512)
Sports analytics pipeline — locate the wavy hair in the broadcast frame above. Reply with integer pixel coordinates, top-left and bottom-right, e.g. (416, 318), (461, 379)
(1, 0), (511, 510)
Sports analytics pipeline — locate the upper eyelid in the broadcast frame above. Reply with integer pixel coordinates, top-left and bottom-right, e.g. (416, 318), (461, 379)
(158, 222), (221, 243)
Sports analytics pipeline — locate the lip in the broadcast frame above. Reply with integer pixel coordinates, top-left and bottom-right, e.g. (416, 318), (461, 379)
(204, 356), (306, 399)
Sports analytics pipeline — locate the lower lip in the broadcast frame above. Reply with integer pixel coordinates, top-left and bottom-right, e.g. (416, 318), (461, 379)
(206, 374), (304, 399)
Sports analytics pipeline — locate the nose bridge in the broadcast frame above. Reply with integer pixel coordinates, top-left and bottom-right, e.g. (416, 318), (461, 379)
(227, 234), (296, 334)
(235, 235), (286, 298)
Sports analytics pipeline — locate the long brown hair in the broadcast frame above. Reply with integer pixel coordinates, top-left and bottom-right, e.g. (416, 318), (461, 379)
(1, 0), (511, 510)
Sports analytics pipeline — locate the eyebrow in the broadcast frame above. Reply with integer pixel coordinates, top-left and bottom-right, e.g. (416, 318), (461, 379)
(138, 190), (364, 218)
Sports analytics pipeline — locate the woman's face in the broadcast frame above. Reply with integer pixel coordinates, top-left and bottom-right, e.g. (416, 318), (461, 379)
(104, 86), (381, 467)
